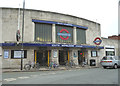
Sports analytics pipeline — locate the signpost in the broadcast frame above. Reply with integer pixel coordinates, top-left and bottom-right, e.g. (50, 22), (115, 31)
(21, 0), (25, 70)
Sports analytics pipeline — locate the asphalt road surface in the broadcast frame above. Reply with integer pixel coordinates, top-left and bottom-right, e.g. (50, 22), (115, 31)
(2, 68), (118, 84)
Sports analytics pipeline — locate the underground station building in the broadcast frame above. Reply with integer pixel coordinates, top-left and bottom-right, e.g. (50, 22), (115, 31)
(0, 8), (118, 68)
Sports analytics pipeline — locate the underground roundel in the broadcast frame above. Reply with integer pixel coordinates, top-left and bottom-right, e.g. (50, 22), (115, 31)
(57, 29), (71, 40)
(93, 37), (102, 45)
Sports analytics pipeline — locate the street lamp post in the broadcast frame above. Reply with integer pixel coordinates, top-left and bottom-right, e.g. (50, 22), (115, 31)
(21, 0), (25, 70)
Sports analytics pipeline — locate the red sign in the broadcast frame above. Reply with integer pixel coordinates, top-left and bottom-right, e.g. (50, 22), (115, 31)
(57, 29), (71, 40)
(93, 37), (102, 45)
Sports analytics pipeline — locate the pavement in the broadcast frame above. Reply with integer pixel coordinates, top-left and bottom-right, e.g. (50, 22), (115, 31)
(2, 65), (99, 73)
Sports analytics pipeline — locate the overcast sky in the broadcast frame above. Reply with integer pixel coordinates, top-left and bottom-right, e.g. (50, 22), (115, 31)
(0, 0), (118, 38)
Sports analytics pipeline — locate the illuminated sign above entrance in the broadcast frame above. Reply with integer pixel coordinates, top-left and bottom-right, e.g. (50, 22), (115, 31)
(57, 29), (71, 40)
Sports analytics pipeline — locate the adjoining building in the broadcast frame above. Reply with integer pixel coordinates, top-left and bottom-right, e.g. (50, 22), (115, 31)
(0, 8), (118, 68)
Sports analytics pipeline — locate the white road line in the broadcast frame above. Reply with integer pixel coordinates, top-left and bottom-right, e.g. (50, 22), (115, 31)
(4, 78), (16, 82)
(48, 72), (56, 75)
(40, 74), (48, 76)
(18, 76), (29, 79)
(30, 75), (38, 77)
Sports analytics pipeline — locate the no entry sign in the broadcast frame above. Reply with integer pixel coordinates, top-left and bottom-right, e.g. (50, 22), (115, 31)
(93, 37), (102, 45)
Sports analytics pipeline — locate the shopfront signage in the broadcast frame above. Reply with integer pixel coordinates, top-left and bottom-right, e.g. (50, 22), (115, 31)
(57, 29), (71, 40)
(1, 43), (104, 49)
(53, 50), (58, 58)
(32, 19), (88, 30)
(4, 50), (9, 59)
(93, 37), (102, 45)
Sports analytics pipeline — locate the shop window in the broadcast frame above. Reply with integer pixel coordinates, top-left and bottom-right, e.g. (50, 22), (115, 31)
(91, 51), (97, 57)
(106, 51), (115, 56)
(35, 23), (52, 42)
(11, 50), (27, 59)
(76, 28), (86, 44)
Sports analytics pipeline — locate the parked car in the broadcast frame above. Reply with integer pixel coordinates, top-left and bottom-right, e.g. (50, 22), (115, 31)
(100, 56), (120, 69)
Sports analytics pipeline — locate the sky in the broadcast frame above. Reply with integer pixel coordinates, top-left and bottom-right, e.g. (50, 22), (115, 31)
(0, 0), (118, 38)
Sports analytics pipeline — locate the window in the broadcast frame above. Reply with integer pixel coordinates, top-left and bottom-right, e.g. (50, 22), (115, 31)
(102, 57), (107, 60)
(11, 50), (27, 59)
(106, 51), (115, 56)
(76, 28), (86, 44)
(91, 51), (97, 57)
(56, 25), (73, 43)
(4, 50), (9, 59)
(35, 23), (52, 42)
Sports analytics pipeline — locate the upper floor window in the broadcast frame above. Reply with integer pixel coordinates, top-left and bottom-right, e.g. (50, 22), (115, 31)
(56, 25), (73, 43)
(35, 23), (52, 42)
(76, 28), (86, 44)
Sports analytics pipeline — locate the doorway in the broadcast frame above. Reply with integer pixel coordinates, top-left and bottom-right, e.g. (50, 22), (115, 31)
(78, 51), (85, 65)
(59, 50), (68, 65)
(36, 50), (48, 66)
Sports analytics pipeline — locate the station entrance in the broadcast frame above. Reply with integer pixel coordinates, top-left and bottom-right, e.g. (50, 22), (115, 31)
(78, 51), (85, 65)
(35, 50), (49, 66)
(59, 49), (69, 65)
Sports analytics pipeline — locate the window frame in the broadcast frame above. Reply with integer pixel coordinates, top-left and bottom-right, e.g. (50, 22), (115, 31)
(91, 51), (98, 57)
(11, 50), (27, 59)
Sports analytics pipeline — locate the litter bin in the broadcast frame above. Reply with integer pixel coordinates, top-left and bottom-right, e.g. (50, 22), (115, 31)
(90, 59), (96, 66)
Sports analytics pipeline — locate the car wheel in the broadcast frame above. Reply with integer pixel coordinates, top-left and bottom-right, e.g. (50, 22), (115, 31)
(114, 64), (117, 69)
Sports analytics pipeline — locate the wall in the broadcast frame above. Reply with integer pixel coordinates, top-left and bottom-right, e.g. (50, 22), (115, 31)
(2, 46), (34, 68)
(101, 38), (118, 59)
(1, 8), (105, 68)
(2, 8), (101, 46)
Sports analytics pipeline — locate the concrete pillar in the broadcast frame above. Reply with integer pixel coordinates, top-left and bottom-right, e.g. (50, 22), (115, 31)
(50, 49), (59, 65)
(52, 24), (56, 43)
(87, 50), (91, 65)
(72, 50), (78, 65)
(73, 27), (77, 45)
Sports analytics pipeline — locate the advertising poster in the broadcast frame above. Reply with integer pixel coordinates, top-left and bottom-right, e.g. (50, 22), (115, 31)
(4, 50), (9, 59)
(53, 50), (57, 58)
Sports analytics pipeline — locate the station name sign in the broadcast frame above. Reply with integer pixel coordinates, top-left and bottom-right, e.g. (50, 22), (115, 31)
(32, 19), (88, 30)
(1, 43), (104, 49)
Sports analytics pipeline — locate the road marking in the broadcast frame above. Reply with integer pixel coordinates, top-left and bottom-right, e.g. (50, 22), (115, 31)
(18, 76), (29, 79)
(40, 73), (48, 76)
(4, 78), (16, 82)
(30, 75), (38, 77)
(48, 72), (56, 75)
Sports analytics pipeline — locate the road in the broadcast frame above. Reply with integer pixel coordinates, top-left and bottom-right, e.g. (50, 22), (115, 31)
(2, 68), (118, 84)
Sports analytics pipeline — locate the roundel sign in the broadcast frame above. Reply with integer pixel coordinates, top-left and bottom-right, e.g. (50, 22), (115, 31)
(93, 37), (102, 45)
(57, 29), (71, 40)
